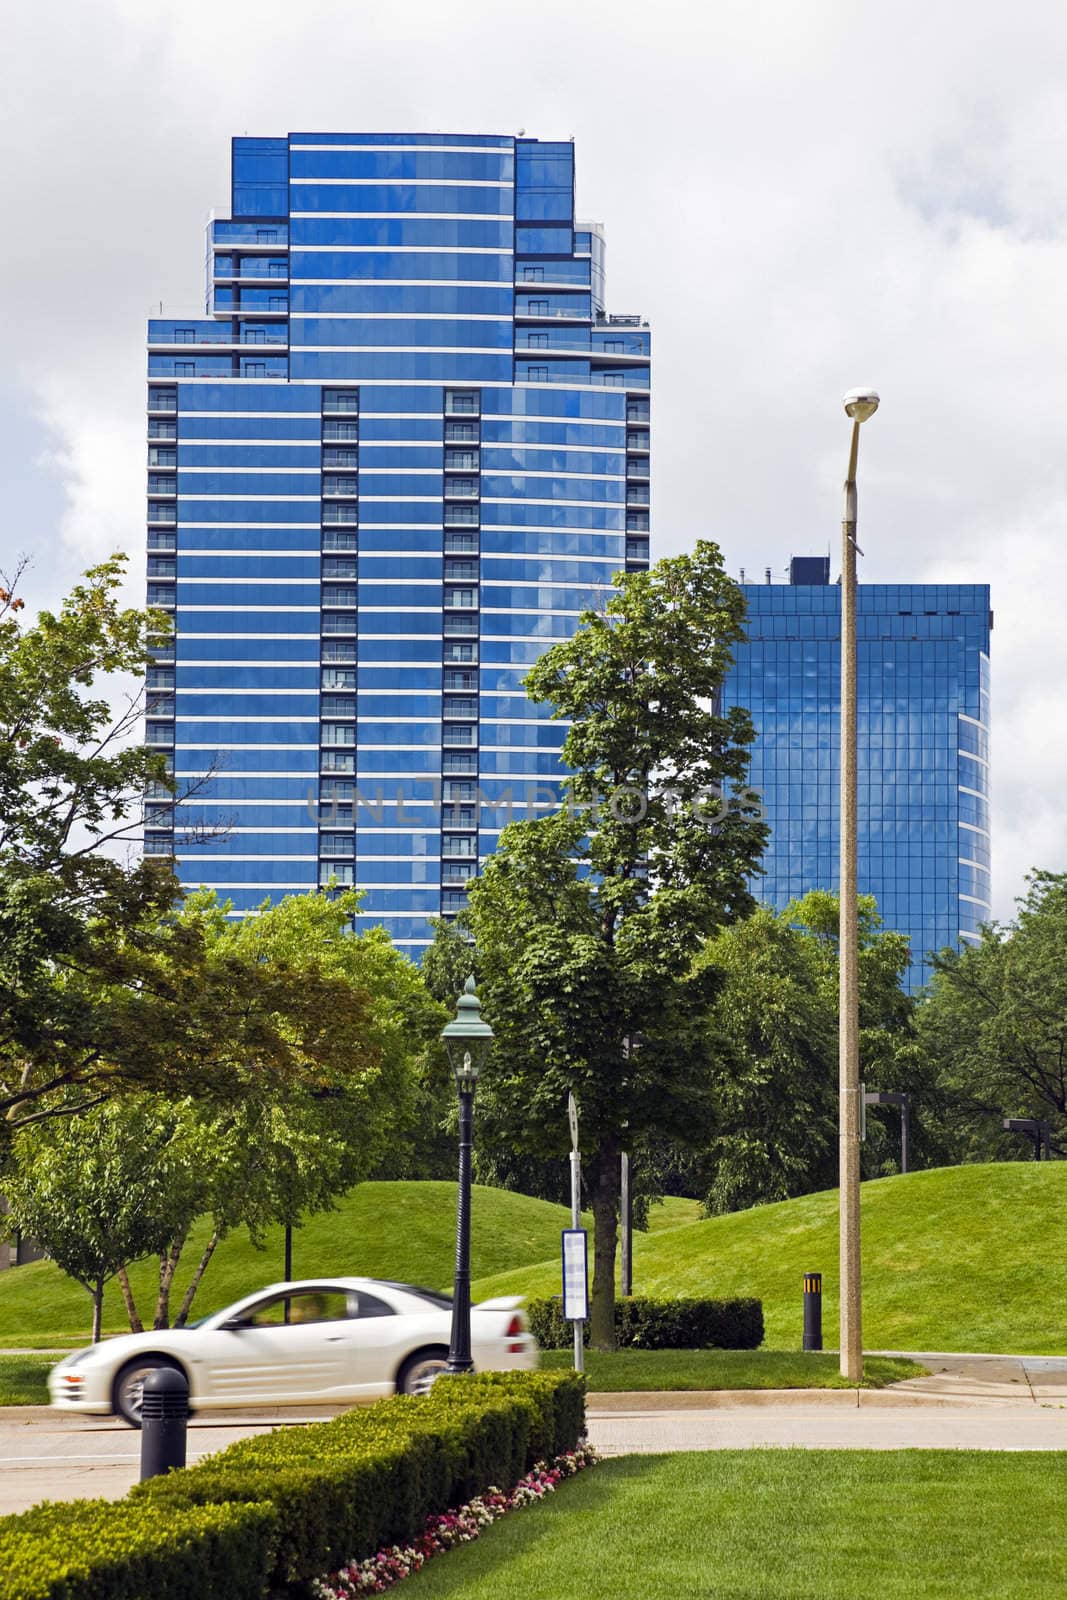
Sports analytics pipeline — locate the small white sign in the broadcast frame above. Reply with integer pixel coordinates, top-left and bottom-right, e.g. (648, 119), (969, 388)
(567, 1091), (579, 1154)
(561, 1228), (589, 1321)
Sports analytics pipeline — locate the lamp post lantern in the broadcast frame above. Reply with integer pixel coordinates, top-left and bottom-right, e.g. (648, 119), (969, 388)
(441, 976), (494, 1376)
(839, 386), (879, 1383)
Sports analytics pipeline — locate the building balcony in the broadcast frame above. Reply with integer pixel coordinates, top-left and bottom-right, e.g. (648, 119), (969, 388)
(595, 313), (648, 327)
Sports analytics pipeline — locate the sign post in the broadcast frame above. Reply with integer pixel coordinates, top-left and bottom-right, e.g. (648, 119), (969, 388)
(564, 1092), (587, 1373)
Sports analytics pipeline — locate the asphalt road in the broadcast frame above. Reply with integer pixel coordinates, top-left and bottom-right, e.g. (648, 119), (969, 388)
(1, 1354), (1065, 1517)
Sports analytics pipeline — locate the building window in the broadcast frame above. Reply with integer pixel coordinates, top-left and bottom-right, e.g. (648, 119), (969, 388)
(626, 398), (650, 423)
(445, 477), (478, 499)
(444, 669), (477, 691)
(322, 724), (356, 747)
(443, 641), (477, 663)
(322, 613), (357, 635)
(322, 585), (358, 607)
(444, 588), (476, 609)
(445, 450), (478, 472)
(324, 476), (359, 497)
(322, 696), (356, 718)
(323, 448), (359, 468)
(322, 529), (358, 551)
(323, 557), (358, 580)
(322, 639), (358, 663)
(148, 447), (177, 467)
(626, 512), (650, 532)
(519, 266), (545, 281)
(174, 362), (195, 376)
(321, 751), (356, 773)
(445, 390), (479, 415)
(444, 614), (478, 637)
(444, 505), (478, 526)
(525, 366), (549, 383)
(444, 696), (478, 719)
(527, 300), (549, 315)
(148, 388), (177, 412)
(243, 362), (266, 377)
(444, 422), (478, 443)
(322, 668), (357, 690)
(320, 834), (355, 857)
(444, 560), (478, 582)
(319, 863), (355, 886)
(148, 420), (178, 440)
(324, 421), (359, 441)
(323, 388), (359, 413)
(323, 506), (359, 526)
(445, 532), (477, 554)
(525, 333), (549, 348)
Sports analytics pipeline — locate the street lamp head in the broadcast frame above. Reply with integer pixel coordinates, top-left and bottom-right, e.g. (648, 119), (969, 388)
(843, 387), (880, 423)
(441, 974), (494, 1092)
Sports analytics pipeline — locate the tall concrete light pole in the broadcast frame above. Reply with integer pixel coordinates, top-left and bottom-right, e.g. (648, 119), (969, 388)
(839, 386), (879, 1382)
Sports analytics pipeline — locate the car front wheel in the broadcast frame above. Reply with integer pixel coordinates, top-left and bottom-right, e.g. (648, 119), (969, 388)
(396, 1347), (450, 1397)
(112, 1356), (185, 1429)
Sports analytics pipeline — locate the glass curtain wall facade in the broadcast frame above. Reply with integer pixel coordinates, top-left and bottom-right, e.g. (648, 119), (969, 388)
(145, 133), (650, 956)
(722, 558), (991, 989)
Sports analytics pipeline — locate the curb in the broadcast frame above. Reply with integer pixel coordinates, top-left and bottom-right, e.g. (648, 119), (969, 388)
(585, 1387), (1021, 1413)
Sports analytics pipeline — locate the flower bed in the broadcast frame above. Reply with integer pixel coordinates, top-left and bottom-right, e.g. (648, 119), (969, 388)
(314, 1445), (598, 1597)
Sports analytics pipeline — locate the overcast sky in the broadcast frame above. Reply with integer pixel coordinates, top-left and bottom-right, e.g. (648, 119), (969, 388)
(3, 0), (1065, 920)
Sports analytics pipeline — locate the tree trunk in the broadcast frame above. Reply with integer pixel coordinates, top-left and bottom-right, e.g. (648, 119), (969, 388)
(116, 1266), (144, 1333)
(589, 1138), (620, 1351)
(91, 1277), (104, 1344)
(174, 1230), (220, 1327)
(152, 1231), (187, 1330)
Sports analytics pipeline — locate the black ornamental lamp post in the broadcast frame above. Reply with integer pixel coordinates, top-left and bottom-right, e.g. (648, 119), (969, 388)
(441, 976), (495, 1375)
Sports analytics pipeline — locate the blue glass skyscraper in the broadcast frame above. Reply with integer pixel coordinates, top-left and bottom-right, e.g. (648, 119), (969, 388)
(722, 557), (991, 988)
(144, 133), (650, 957)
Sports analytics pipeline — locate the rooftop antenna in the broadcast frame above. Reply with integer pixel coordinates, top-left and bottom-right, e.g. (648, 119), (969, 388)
(739, 566), (746, 582)
(765, 567), (772, 585)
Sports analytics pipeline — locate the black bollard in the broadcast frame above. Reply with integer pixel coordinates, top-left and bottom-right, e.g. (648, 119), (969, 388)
(139, 1366), (189, 1480)
(802, 1272), (823, 1352)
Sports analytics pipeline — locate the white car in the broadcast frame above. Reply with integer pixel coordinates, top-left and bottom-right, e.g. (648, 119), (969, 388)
(48, 1278), (537, 1427)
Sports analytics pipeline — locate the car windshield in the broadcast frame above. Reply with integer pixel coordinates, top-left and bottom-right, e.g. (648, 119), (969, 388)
(380, 1281), (453, 1310)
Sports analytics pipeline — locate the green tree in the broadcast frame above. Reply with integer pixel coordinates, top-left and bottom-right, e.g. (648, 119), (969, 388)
(1, 1100), (195, 1341)
(0, 557), (225, 1132)
(696, 892), (924, 1215)
(127, 889), (447, 1328)
(464, 543), (767, 1348)
(918, 870), (1067, 1159)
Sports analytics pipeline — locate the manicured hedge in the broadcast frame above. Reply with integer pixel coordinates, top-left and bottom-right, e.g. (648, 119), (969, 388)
(0, 1497), (277, 1600)
(134, 1370), (584, 1595)
(527, 1294), (764, 1351)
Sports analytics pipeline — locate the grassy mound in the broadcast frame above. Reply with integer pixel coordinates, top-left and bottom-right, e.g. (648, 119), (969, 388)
(472, 1163), (1067, 1355)
(0, 1181), (591, 1346)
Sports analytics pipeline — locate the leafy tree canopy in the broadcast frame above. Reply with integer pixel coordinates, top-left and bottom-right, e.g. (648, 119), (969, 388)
(918, 870), (1067, 1159)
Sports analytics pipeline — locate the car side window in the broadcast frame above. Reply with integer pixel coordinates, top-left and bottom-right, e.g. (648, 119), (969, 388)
(243, 1289), (352, 1327)
(352, 1292), (395, 1319)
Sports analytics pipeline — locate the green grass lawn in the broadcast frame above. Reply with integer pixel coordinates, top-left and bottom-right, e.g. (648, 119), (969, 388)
(0, 1181), (589, 1347)
(4, 1164), (1065, 1354)
(473, 1162), (1067, 1354)
(0, 1355), (52, 1405)
(539, 1348), (924, 1389)
(402, 1451), (1067, 1599)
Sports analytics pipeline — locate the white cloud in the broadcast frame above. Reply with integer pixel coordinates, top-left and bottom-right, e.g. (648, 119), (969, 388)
(2, 0), (1065, 918)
